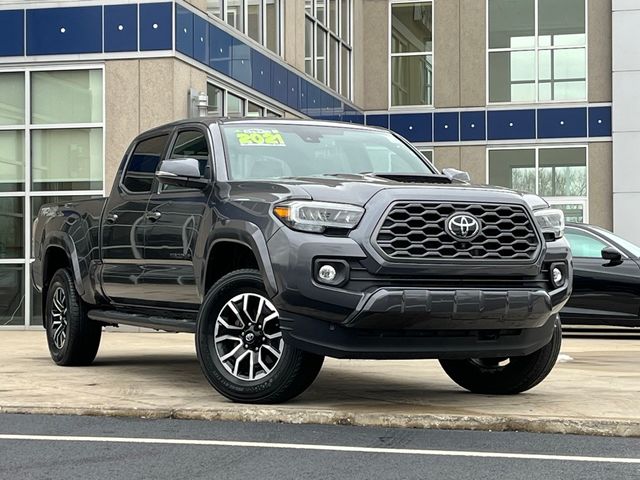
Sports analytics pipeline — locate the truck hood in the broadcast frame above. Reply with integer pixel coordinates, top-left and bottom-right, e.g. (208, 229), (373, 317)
(226, 173), (547, 210)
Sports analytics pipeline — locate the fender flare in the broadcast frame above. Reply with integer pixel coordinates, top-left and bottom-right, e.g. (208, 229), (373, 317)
(42, 232), (85, 296)
(203, 220), (278, 297)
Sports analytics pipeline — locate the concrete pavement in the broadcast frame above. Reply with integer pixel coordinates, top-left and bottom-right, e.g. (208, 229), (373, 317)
(1, 331), (639, 436)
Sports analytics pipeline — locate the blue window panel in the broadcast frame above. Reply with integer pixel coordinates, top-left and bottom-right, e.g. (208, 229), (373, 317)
(487, 109), (535, 140)
(537, 107), (587, 139)
(299, 79), (309, 114)
(390, 113), (432, 142)
(287, 71), (299, 110)
(140, 3), (172, 51)
(307, 83), (322, 115)
(104, 5), (137, 53)
(0, 10), (24, 56)
(231, 41), (252, 86)
(434, 112), (459, 142)
(193, 15), (208, 65)
(209, 24), (232, 75)
(460, 111), (486, 141)
(366, 114), (389, 129)
(589, 106), (612, 137)
(271, 62), (288, 104)
(251, 50), (271, 95)
(175, 5), (193, 57)
(27, 6), (102, 55)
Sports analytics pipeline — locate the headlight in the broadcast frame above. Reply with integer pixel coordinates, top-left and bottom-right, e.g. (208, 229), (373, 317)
(273, 201), (364, 233)
(534, 208), (565, 240)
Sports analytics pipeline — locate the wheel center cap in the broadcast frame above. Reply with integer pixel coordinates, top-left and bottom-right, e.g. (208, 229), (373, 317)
(245, 332), (255, 342)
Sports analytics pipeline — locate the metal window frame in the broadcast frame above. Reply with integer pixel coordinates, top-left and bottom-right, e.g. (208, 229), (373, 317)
(485, 0), (589, 106)
(0, 64), (105, 330)
(485, 143), (590, 223)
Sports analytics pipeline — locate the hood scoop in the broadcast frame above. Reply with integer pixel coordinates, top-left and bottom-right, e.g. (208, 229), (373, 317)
(369, 173), (453, 184)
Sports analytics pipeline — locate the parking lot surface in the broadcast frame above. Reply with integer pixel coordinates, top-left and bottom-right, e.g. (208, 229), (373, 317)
(1, 331), (639, 436)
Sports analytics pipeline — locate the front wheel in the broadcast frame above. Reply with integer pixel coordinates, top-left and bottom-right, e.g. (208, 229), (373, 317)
(196, 269), (324, 404)
(439, 317), (562, 395)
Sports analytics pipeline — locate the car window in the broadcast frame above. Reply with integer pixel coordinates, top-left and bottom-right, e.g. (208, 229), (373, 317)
(122, 135), (169, 193)
(565, 230), (608, 258)
(160, 130), (210, 192)
(589, 226), (640, 258)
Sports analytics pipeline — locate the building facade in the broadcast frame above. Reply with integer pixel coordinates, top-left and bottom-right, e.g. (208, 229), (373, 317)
(0, 0), (632, 328)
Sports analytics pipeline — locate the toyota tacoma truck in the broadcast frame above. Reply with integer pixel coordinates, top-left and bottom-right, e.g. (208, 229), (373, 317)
(32, 118), (571, 404)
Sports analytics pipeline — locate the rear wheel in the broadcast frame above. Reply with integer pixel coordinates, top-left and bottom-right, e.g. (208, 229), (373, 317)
(45, 268), (102, 366)
(439, 317), (562, 395)
(196, 269), (324, 404)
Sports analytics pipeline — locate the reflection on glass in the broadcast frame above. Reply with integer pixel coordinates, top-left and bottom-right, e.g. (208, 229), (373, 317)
(551, 203), (584, 224)
(489, 50), (535, 103)
(31, 128), (103, 191)
(0, 265), (24, 326)
(329, 0), (338, 33)
(265, 0), (279, 53)
(305, 17), (314, 75)
(341, 45), (350, 97)
(538, 148), (586, 197)
(488, 149), (536, 192)
(0, 130), (24, 192)
(539, 0), (585, 47)
(0, 72), (25, 125)
(391, 55), (432, 106)
(247, 0), (261, 43)
(247, 102), (263, 117)
(329, 37), (339, 91)
(227, 93), (244, 117)
(207, 0), (222, 18)
(316, 26), (327, 83)
(538, 48), (586, 101)
(340, 0), (350, 43)
(0, 197), (23, 259)
(488, 0), (535, 49)
(207, 84), (224, 116)
(391, 3), (432, 53)
(316, 0), (326, 24)
(227, 0), (244, 31)
(305, 0), (312, 14)
(31, 70), (103, 125)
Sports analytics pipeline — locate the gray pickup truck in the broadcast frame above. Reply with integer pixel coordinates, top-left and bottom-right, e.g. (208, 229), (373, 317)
(32, 118), (572, 404)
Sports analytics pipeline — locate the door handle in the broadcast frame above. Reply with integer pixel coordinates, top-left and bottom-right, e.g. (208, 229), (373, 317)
(105, 213), (118, 224)
(145, 211), (162, 222)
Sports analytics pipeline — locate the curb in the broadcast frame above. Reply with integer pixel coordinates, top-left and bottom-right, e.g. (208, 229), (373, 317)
(2, 405), (639, 437)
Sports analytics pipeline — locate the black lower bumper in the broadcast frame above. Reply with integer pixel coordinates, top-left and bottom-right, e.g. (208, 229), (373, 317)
(280, 312), (558, 360)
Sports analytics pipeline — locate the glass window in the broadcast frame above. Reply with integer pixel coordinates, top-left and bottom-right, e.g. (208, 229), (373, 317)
(488, 0), (586, 103)
(390, 2), (433, 107)
(122, 135), (168, 193)
(31, 70), (103, 124)
(489, 147), (588, 222)
(0, 197), (23, 259)
(221, 123), (436, 180)
(391, 55), (433, 106)
(227, 0), (244, 31)
(0, 130), (25, 192)
(31, 128), (103, 191)
(0, 265), (24, 326)
(227, 93), (245, 117)
(0, 72), (25, 125)
(265, 0), (279, 53)
(164, 130), (209, 188)
(247, 102), (263, 117)
(590, 226), (640, 258)
(565, 230), (608, 258)
(247, 0), (261, 43)
(207, 84), (224, 116)
(207, 0), (223, 18)
(305, 0), (352, 97)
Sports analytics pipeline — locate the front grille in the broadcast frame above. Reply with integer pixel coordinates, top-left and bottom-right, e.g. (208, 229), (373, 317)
(375, 202), (540, 261)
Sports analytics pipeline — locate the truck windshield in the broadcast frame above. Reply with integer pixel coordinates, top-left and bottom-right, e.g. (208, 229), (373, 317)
(220, 123), (435, 180)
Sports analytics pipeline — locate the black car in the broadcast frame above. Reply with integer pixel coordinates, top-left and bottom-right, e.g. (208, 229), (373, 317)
(32, 118), (571, 404)
(562, 223), (640, 327)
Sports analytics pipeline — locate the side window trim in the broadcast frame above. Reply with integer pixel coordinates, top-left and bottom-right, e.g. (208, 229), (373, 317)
(120, 131), (172, 196)
(151, 125), (213, 195)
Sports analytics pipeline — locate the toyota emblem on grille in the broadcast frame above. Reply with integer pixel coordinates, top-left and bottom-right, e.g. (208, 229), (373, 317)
(446, 213), (481, 241)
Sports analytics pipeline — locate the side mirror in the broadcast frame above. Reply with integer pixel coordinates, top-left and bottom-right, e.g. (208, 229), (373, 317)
(442, 168), (471, 183)
(601, 246), (623, 263)
(156, 158), (208, 189)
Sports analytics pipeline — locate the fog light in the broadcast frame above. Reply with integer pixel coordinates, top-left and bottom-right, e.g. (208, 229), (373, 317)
(552, 267), (564, 287)
(318, 265), (337, 283)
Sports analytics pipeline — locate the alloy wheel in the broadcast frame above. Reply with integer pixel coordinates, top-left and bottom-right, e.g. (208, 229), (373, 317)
(50, 286), (68, 350)
(214, 293), (284, 381)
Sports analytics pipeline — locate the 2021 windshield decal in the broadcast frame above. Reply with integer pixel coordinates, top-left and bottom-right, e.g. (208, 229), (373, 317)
(235, 129), (286, 147)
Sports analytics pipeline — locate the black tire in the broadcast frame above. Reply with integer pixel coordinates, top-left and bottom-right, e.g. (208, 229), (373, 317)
(45, 268), (102, 366)
(196, 269), (324, 404)
(439, 317), (562, 395)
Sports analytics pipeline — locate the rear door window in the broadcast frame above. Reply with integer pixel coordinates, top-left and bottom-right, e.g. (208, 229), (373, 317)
(122, 134), (169, 193)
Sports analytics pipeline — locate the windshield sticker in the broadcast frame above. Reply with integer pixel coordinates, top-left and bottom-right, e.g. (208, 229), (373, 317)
(236, 129), (286, 146)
